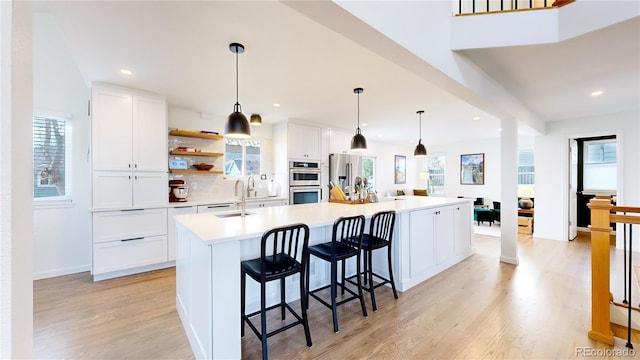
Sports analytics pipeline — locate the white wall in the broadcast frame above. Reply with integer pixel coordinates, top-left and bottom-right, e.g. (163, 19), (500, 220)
(428, 138), (502, 205)
(1, 1), (33, 357)
(32, 12), (91, 279)
(535, 110), (640, 242)
(168, 107), (275, 200)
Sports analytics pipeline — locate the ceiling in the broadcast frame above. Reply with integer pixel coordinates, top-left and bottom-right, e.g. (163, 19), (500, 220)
(43, 1), (639, 147)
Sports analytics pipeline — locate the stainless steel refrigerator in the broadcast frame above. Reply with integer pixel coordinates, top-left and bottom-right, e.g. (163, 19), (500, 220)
(329, 153), (362, 196)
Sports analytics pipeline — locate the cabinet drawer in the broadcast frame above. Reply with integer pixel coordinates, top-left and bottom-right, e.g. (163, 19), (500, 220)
(93, 208), (167, 243)
(93, 235), (167, 274)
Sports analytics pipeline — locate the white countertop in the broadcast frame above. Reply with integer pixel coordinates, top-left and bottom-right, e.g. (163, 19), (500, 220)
(175, 197), (472, 245)
(168, 196), (287, 207)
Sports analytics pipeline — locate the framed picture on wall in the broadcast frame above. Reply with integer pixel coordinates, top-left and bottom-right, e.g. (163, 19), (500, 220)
(460, 153), (484, 185)
(394, 155), (406, 184)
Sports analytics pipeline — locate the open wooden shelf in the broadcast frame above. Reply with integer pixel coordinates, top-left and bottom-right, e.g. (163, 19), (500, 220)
(169, 169), (223, 175)
(169, 129), (223, 140)
(169, 150), (224, 157)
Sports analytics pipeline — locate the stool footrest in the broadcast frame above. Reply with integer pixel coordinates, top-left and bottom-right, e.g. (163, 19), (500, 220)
(309, 282), (361, 309)
(243, 302), (305, 340)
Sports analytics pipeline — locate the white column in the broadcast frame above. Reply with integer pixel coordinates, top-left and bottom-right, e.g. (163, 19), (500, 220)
(500, 117), (519, 265)
(0, 1), (33, 358)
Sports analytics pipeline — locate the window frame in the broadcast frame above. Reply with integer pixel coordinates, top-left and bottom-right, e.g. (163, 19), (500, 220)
(32, 111), (74, 207)
(425, 153), (446, 196)
(224, 137), (263, 178)
(517, 147), (535, 185)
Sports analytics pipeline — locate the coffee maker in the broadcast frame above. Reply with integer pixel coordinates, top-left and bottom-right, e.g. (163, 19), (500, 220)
(169, 179), (189, 202)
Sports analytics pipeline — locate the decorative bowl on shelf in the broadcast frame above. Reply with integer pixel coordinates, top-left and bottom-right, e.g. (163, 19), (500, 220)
(192, 163), (214, 171)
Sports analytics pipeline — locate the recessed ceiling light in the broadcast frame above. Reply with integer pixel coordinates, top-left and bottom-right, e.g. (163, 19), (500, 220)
(409, 140), (414, 143)
(498, 128), (502, 132)
(473, 116), (480, 121)
(273, 103), (280, 107)
(361, 123), (367, 127)
(591, 90), (604, 97)
(377, 134), (383, 138)
(119, 69), (133, 76)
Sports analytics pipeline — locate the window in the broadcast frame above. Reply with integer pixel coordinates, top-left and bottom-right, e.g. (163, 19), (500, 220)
(584, 139), (616, 190)
(33, 115), (72, 201)
(518, 148), (535, 185)
(224, 138), (261, 176)
(426, 154), (445, 195)
(362, 156), (376, 192)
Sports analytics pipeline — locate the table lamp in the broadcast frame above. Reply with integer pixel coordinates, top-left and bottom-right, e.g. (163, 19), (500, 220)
(518, 186), (535, 209)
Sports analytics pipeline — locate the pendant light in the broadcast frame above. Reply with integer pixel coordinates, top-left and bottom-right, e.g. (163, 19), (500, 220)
(250, 113), (262, 126)
(225, 43), (250, 138)
(414, 110), (427, 157)
(350, 87), (367, 151)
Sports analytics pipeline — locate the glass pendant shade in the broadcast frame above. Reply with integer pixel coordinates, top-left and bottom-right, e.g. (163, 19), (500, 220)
(225, 42), (251, 138)
(250, 114), (262, 126)
(414, 110), (427, 157)
(350, 87), (367, 151)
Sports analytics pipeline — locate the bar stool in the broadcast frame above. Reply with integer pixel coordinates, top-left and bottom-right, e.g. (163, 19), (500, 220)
(307, 215), (368, 333)
(241, 223), (312, 360)
(345, 210), (398, 311)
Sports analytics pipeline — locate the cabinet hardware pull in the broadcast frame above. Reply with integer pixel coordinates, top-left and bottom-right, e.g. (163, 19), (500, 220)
(135, 164), (137, 169)
(121, 237), (144, 242)
(121, 208), (144, 212)
(174, 206), (193, 209)
(207, 204), (232, 208)
(129, 164), (131, 168)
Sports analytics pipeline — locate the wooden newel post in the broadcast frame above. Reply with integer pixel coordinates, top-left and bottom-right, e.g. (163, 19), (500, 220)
(587, 198), (615, 345)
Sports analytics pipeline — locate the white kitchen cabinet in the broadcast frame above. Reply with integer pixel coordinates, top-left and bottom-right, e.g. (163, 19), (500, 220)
(434, 207), (455, 265)
(92, 208), (169, 279)
(92, 171), (168, 210)
(409, 209), (436, 276)
(168, 206), (197, 261)
(454, 204), (472, 255)
(288, 123), (321, 160)
(245, 199), (288, 209)
(329, 130), (352, 155)
(406, 203), (473, 287)
(91, 84), (168, 210)
(320, 128), (330, 167)
(91, 83), (167, 172)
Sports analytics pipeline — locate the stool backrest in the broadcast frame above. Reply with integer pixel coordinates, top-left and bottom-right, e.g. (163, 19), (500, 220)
(332, 215), (365, 250)
(369, 210), (396, 243)
(260, 223), (309, 273)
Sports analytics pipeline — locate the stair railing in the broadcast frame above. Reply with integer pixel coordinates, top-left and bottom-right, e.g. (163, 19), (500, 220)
(455, 0), (574, 16)
(589, 199), (640, 347)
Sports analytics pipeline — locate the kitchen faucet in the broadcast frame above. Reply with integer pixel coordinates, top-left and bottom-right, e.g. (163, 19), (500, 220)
(235, 179), (247, 217)
(247, 176), (255, 197)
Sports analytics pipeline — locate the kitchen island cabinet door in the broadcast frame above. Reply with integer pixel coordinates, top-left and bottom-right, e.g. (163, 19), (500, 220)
(409, 209), (435, 277)
(435, 206), (455, 265)
(454, 204), (472, 255)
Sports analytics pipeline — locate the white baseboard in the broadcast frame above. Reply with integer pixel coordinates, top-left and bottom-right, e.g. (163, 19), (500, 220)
(33, 264), (91, 280)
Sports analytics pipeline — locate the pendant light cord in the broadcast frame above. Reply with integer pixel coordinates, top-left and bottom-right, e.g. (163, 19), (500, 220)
(357, 92), (360, 130)
(235, 49), (240, 111)
(419, 112), (422, 141)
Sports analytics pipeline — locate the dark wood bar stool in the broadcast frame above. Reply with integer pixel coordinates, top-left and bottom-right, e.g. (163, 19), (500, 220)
(241, 223), (312, 360)
(345, 210), (398, 311)
(307, 215), (368, 333)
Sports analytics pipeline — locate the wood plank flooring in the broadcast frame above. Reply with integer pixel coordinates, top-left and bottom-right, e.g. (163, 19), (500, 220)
(34, 233), (639, 359)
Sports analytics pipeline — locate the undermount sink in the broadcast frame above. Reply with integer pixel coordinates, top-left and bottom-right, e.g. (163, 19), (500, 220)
(215, 211), (254, 218)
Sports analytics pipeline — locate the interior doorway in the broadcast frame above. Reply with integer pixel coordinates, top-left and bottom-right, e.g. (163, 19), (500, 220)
(569, 135), (618, 240)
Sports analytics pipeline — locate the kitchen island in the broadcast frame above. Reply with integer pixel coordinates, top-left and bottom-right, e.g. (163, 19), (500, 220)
(175, 197), (474, 359)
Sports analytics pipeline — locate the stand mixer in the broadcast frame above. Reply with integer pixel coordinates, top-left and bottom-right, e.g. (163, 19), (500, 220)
(169, 179), (189, 202)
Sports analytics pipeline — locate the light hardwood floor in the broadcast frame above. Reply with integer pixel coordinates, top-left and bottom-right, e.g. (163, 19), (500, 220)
(34, 233), (639, 359)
